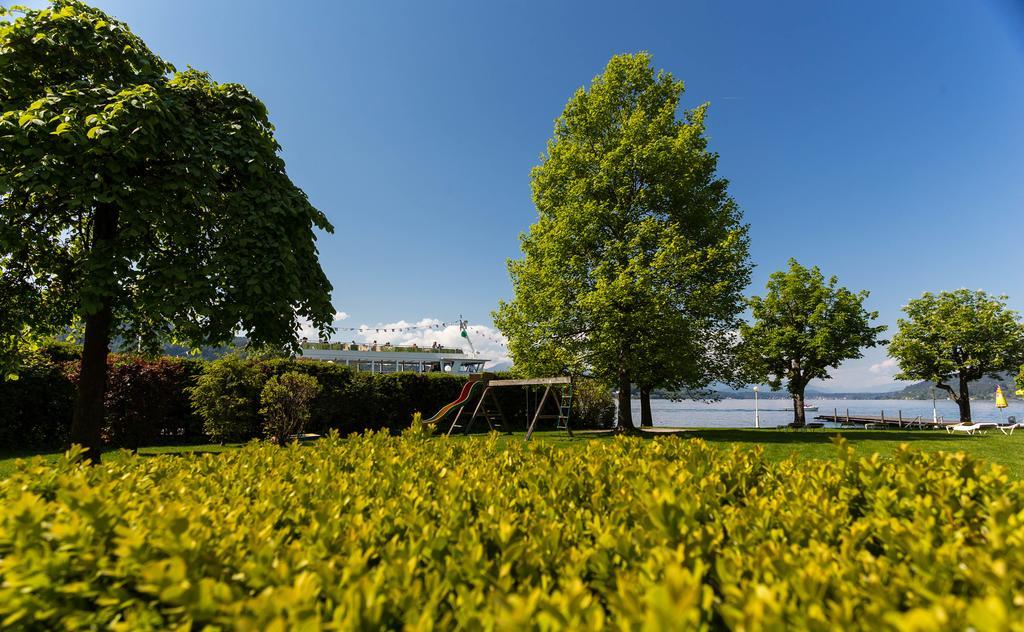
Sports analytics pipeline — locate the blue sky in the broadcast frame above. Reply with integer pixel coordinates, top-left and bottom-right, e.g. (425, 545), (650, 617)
(22, 0), (1024, 389)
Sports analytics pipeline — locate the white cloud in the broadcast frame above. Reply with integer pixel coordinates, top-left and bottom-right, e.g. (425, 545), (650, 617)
(333, 317), (510, 369)
(295, 310), (354, 341)
(806, 348), (912, 393)
(869, 357), (898, 375)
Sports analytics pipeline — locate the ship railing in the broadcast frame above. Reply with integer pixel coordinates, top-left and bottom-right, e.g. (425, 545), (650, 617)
(301, 342), (463, 354)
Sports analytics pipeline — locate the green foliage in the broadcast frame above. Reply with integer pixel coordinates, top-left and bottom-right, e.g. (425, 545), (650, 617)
(494, 53), (750, 426)
(189, 356), (475, 440)
(890, 290), (1024, 417)
(0, 347), (203, 450)
(3, 350), (603, 451)
(404, 411), (433, 440)
(2, 435), (1024, 628)
(188, 355), (269, 443)
(0, 1), (336, 355)
(0, 349), (76, 449)
(259, 371), (321, 444)
(102, 355), (204, 450)
(36, 340), (83, 363)
(1, 1), (333, 457)
(741, 259), (885, 423)
(572, 379), (615, 428)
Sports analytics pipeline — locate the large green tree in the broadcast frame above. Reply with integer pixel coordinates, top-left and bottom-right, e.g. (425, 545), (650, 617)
(0, 2), (335, 460)
(741, 260), (885, 426)
(494, 53), (750, 430)
(889, 289), (1024, 422)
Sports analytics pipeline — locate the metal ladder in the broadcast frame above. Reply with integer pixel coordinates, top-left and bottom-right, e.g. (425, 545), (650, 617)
(556, 383), (574, 430)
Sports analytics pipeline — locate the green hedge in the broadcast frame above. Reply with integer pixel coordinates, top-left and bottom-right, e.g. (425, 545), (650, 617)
(0, 352), (76, 449)
(187, 358), (471, 441)
(102, 356), (206, 450)
(2, 348), (609, 451)
(187, 358), (612, 442)
(2, 435), (1022, 628)
(0, 349), (205, 451)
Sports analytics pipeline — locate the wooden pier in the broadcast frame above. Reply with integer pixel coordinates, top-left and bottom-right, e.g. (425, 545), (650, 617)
(814, 407), (956, 430)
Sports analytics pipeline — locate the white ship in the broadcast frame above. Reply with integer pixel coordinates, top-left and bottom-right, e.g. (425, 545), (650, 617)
(299, 341), (488, 374)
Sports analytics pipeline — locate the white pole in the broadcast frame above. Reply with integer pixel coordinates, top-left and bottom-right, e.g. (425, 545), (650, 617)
(754, 385), (760, 429)
(932, 388), (938, 424)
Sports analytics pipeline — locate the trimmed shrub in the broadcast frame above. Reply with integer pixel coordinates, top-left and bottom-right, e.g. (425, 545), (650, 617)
(2, 347), (203, 452)
(103, 356), (205, 450)
(3, 346), (602, 450)
(259, 372), (320, 444)
(0, 351), (75, 450)
(196, 358), (471, 440)
(188, 355), (269, 443)
(2, 436), (1024, 628)
(572, 378), (615, 429)
(36, 340), (83, 363)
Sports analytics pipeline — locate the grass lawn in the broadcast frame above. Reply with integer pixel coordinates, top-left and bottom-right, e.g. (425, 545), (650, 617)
(4, 427), (1023, 477)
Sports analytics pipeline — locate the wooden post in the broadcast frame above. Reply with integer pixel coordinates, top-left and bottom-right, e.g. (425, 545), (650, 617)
(881, 410), (885, 425)
(464, 385), (491, 435)
(488, 389), (508, 432)
(446, 405), (465, 436)
(525, 385), (552, 441)
(899, 410), (903, 428)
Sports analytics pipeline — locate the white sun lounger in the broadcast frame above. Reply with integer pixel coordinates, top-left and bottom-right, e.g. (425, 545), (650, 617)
(999, 423), (1020, 435)
(946, 422), (999, 435)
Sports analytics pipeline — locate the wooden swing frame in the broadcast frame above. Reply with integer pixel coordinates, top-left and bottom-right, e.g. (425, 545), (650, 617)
(446, 376), (574, 441)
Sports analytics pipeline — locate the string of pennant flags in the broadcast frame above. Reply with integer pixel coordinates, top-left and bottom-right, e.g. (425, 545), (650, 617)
(326, 319), (508, 348)
(464, 325), (508, 348)
(334, 322), (457, 334)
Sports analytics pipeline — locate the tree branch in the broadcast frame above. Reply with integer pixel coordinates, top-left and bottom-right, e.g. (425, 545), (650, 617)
(935, 380), (957, 401)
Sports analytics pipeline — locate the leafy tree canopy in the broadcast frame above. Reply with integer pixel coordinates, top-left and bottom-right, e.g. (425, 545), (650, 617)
(889, 289), (1024, 420)
(493, 53), (750, 428)
(0, 1), (335, 362)
(0, 1), (335, 457)
(741, 259), (885, 424)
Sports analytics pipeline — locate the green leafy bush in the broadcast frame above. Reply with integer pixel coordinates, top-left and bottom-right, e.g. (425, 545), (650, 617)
(193, 358), (471, 439)
(259, 372), (321, 444)
(188, 355), (269, 443)
(572, 379), (615, 429)
(3, 436), (1024, 629)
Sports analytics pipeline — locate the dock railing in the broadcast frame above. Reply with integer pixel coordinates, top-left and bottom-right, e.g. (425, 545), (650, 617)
(817, 407), (953, 429)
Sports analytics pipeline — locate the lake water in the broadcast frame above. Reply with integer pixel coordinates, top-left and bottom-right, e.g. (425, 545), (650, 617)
(632, 397), (1024, 428)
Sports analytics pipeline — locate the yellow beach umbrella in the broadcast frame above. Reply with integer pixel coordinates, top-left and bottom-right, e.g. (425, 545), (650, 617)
(995, 385), (1008, 409)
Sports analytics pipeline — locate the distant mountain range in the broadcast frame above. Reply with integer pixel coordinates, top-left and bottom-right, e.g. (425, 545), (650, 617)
(654, 374), (1019, 401)
(878, 374), (1017, 401)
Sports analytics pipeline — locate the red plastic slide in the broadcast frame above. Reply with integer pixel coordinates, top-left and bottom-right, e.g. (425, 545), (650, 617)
(424, 380), (482, 424)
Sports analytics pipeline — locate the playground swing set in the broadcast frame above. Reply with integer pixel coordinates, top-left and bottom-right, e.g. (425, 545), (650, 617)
(424, 374), (575, 440)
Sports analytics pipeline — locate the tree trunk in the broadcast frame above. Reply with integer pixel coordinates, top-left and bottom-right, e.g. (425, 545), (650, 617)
(70, 305), (113, 462)
(789, 360), (806, 427)
(616, 345), (634, 431)
(791, 387), (806, 427)
(69, 204), (119, 463)
(957, 371), (972, 423)
(639, 385), (653, 427)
